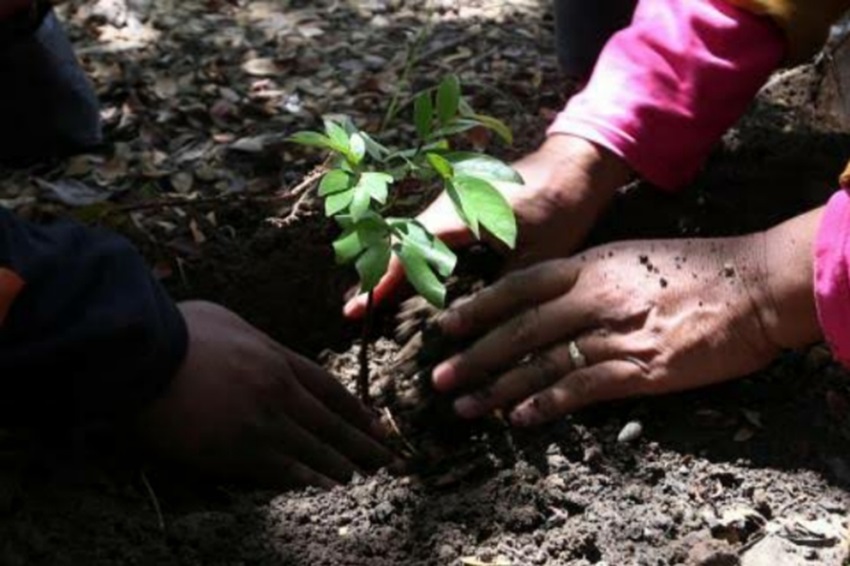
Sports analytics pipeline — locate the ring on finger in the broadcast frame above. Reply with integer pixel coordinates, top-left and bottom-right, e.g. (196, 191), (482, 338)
(568, 339), (588, 369)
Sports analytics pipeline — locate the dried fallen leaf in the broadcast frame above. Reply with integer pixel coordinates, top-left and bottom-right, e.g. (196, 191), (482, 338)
(35, 178), (114, 207)
(460, 556), (511, 566)
(734, 427), (756, 443)
(242, 57), (279, 77)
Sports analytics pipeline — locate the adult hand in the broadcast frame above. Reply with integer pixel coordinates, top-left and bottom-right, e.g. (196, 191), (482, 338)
(431, 209), (824, 427)
(136, 301), (396, 488)
(343, 135), (632, 319)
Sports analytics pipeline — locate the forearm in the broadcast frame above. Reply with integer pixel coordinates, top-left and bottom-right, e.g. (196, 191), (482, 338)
(524, 135), (632, 215)
(549, 0), (785, 190)
(758, 207), (823, 350)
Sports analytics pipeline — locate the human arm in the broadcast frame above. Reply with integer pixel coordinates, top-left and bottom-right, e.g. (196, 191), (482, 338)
(431, 205), (824, 426)
(345, 0), (788, 317)
(0, 210), (393, 486)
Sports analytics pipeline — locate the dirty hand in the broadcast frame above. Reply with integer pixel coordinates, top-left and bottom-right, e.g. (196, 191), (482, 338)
(431, 209), (823, 427)
(136, 301), (396, 488)
(343, 135), (632, 319)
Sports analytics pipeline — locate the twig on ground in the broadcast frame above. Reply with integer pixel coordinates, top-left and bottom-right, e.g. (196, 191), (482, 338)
(382, 407), (418, 457)
(140, 470), (166, 533)
(110, 160), (330, 217)
(266, 158), (331, 228)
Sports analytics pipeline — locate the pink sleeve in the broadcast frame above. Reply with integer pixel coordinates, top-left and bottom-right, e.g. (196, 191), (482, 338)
(548, 0), (785, 190)
(815, 189), (850, 367)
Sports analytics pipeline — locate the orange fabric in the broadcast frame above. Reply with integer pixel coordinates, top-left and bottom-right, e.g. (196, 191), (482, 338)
(0, 268), (25, 326)
(725, 0), (850, 63)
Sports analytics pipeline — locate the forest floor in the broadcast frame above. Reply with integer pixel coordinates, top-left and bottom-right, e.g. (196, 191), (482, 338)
(1, 1), (850, 565)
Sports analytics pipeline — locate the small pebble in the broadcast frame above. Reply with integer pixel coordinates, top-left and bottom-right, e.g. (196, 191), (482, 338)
(617, 421), (644, 443)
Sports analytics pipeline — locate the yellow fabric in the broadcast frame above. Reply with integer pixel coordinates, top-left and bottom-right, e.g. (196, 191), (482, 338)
(726, 0), (850, 63)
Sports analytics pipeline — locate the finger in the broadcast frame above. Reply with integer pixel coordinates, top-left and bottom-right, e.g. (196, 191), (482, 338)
(344, 195), (475, 320)
(438, 259), (579, 338)
(284, 355), (396, 470)
(286, 351), (384, 440)
(433, 293), (592, 393)
(509, 360), (644, 427)
(453, 334), (612, 419)
(253, 451), (337, 490)
(260, 410), (362, 484)
(343, 255), (408, 319)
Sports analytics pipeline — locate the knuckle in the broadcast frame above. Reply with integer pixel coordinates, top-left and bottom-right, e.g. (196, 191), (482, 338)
(528, 354), (560, 389)
(507, 307), (541, 347)
(565, 371), (595, 401)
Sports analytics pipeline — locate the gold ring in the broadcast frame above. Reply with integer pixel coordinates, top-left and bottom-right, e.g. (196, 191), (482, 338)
(568, 340), (587, 369)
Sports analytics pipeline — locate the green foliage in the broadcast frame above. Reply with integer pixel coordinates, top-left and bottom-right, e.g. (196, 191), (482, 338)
(288, 75), (521, 308)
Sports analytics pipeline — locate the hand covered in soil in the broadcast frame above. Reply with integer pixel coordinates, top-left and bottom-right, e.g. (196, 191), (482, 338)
(431, 209), (824, 426)
(136, 301), (395, 488)
(343, 135), (632, 319)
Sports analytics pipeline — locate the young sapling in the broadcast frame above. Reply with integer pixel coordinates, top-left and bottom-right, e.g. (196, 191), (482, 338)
(289, 75), (522, 402)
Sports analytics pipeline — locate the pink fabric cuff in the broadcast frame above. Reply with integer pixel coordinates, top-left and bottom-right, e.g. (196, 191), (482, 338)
(548, 0), (785, 190)
(815, 189), (850, 368)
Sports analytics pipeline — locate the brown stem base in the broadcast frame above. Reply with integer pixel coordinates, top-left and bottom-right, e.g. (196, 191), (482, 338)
(357, 292), (374, 405)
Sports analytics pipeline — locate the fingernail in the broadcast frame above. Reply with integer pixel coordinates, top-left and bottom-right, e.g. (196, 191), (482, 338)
(510, 407), (539, 428)
(343, 299), (362, 319)
(432, 362), (455, 391)
(454, 396), (482, 419)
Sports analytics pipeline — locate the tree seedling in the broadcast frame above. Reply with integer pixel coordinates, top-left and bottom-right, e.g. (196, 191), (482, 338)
(289, 75), (521, 402)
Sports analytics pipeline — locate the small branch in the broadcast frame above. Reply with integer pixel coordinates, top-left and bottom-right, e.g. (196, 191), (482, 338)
(140, 470), (165, 533)
(266, 158), (332, 228)
(357, 291), (375, 404)
(109, 161), (330, 216)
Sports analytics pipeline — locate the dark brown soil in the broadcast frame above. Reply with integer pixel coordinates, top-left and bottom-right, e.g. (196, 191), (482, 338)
(2, 2), (850, 566)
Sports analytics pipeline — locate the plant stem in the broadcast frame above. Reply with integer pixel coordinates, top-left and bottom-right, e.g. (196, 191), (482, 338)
(358, 291), (375, 404)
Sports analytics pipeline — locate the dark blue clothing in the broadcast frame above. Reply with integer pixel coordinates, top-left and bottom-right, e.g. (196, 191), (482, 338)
(553, 0), (638, 78)
(0, 208), (187, 425)
(0, 8), (184, 425)
(0, 8), (101, 164)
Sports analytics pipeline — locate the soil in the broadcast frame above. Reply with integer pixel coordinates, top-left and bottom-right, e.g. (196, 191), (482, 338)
(2, 2), (850, 566)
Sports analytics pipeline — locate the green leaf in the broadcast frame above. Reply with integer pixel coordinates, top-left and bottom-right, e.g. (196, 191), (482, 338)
(332, 214), (390, 265)
(349, 133), (367, 165)
(426, 153), (454, 180)
(391, 219), (457, 278)
(429, 119), (482, 140)
(333, 228), (365, 264)
(356, 241), (391, 292)
(458, 97), (475, 116)
(446, 181), (477, 237)
(360, 131), (390, 161)
(395, 242), (446, 308)
(319, 170), (352, 196)
(436, 75), (461, 125)
(325, 188), (355, 216)
(358, 172), (393, 204)
(350, 184), (372, 220)
(287, 131), (336, 151)
(324, 120), (351, 153)
(414, 91), (433, 139)
(442, 152), (523, 184)
(468, 114), (513, 145)
(453, 175), (517, 248)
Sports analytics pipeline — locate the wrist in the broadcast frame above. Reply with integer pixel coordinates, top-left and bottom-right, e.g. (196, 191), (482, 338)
(532, 134), (632, 219)
(751, 208), (823, 351)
